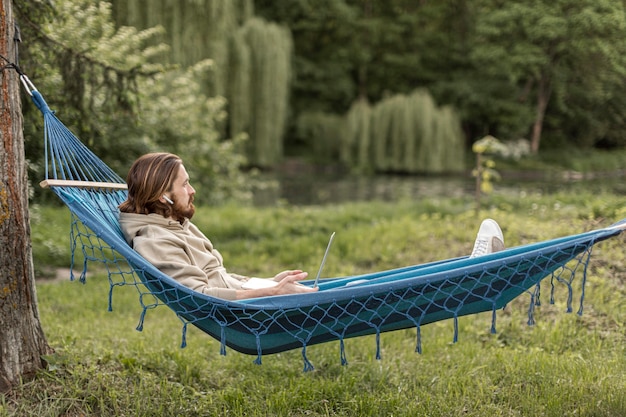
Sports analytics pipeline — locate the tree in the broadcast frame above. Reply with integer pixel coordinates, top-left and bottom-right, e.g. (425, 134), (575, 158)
(17, 0), (170, 181)
(15, 0), (251, 205)
(254, 0), (359, 115)
(109, 0), (292, 169)
(472, 0), (626, 153)
(0, 0), (52, 392)
(231, 17), (293, 167)
(256, 0), (482, 152)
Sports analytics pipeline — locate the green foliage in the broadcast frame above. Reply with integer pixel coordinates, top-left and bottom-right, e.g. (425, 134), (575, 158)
(495, 146), (626, 175)
(254, 0), (359, 114)
(18, 0), (252, 205)
(295, 111), (344, 163)
(257, 0), (626, 156)
(472, 0), (626, 150)
(111, 0), (293, 169)
(473, 135), (534, 209)
(342, 98), (372, 170)
(111, 0), (255, 88)
(296, 90), (466, 174)
(28, 205), (74, 277)
(347, 89), (465, 174)
(17, 0), (626, 182)
(133, 60), (252, 205)
(19, 0), (169, 177)
(232, 17), (293, 167)
(472, 135), (505, 208)
(228, 28), (252, 140)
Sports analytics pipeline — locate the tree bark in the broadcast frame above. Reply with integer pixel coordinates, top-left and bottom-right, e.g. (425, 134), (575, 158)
(0, 0), (52, 393)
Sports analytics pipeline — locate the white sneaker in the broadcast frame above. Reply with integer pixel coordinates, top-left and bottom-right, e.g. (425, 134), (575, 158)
(469, 219), (505, 258)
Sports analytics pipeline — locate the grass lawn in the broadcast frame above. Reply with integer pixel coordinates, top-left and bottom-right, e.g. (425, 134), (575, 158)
(2, 191), (625, 416)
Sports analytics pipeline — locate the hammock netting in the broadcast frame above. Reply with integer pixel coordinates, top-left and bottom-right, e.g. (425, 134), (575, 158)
(28, 83), (625, 371)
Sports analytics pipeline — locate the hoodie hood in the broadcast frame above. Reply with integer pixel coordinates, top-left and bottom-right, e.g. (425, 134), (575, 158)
(119, 212), (189, 246)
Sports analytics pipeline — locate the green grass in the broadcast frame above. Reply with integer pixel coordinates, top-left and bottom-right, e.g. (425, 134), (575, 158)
(494, 147), (626, 174)
(2, 191), (626, 416)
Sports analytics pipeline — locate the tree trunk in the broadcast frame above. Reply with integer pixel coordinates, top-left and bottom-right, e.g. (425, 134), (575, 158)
(0, 0), (52, 393)
(530, 75), (551, 154)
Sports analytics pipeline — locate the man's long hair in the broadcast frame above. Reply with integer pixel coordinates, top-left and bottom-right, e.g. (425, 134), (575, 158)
(119, 152), (182, 217)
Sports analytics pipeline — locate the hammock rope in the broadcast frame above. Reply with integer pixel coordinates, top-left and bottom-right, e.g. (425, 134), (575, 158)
(23, 75), (625, 370)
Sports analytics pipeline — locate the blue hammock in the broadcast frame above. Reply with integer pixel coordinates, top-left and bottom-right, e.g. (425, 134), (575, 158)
(27, 80), (625, 370)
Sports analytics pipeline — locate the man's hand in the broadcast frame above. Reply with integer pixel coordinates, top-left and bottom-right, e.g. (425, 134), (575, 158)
(235, 269), (317, 299)
(272, 270), (308, 283)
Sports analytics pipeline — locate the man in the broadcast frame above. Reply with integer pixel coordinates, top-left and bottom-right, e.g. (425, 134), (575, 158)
(118, 152), (316, 300)
(119, 152), (504, 300)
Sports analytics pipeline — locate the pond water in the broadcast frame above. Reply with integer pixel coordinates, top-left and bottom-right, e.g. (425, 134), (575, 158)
(252, 170), (625, 206)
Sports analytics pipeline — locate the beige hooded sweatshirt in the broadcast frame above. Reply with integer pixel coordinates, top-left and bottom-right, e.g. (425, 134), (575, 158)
(119, 212), (248, 300)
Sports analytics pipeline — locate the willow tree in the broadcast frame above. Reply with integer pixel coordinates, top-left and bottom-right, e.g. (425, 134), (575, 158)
(295, 111), (344, 163)
(344, 89), (464, 174)
(387, 95), (411, 172)
(230, 17), (292, 167)
(111, 0), (292, 168)
(0, 0), (52, 391)
(369, 95), (394, 172)
(411, 90), (435, 171)
(112, 0), (253, 98)
(228, 28), (251, 140)
(435, 106), (465, 172)
(342, 98), (371, 171)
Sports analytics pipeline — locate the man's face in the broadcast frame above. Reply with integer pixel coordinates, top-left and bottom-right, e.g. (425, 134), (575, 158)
(169, 164), (196, 220)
